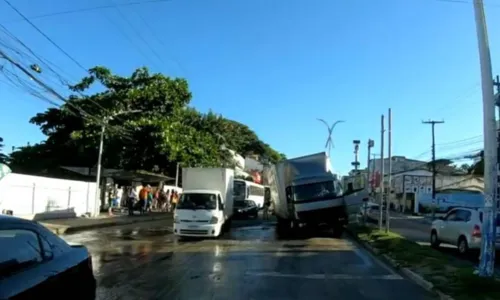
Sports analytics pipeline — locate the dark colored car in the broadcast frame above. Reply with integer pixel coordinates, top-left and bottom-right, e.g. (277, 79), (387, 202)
(0, 215), (96, 300)
(234, 200), (259, 219)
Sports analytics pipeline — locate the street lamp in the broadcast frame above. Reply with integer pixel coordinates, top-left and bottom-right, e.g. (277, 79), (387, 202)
(316, 119), (345, 157)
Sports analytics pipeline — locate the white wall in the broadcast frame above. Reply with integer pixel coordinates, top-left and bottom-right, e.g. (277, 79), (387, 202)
(0, 173), (99, 220)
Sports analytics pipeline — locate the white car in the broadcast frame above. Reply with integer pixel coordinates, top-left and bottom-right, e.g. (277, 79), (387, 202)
(358, 201), (385, 221)
(430, 207), (500, 255)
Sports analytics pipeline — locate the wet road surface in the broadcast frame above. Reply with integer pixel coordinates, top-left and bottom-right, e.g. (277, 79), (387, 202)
(63, 219), (437, 300)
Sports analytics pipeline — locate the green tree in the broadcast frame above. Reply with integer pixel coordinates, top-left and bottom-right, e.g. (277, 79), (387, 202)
(469, 150), (484, 175)
(9, 66), (282, 175)
(0, 137), (8, 164)
(459, 163), (471, 174)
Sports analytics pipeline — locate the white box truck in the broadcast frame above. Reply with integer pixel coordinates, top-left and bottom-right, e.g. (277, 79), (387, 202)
(262, 152), (367, 237)
(173, 168), (234, 238)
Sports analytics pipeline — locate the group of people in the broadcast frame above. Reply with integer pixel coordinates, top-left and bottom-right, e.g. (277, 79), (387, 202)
(109, 184), (180, 215)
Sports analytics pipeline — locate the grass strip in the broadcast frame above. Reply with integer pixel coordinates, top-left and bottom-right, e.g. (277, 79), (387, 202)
(348, 223), (500, 300)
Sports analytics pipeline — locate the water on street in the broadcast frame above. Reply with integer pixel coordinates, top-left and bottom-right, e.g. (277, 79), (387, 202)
(63, 219), (436, 300)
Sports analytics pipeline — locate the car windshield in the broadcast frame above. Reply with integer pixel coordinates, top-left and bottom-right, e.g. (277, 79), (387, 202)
(234, 200), (246, 208)
(177, 193), (217, 210)
(233, 181), (246, 201)
(293, 180), (337, 202)
(245, 200), (255, 207)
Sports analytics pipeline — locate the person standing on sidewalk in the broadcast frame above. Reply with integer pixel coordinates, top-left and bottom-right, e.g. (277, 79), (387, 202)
(171, 190), (179, 211)
(138, 185), (149, 214)
(127, 187), (138, 216)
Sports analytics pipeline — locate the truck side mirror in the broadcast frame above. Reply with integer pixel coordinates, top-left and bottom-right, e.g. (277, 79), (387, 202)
(219, 203), (224, 211)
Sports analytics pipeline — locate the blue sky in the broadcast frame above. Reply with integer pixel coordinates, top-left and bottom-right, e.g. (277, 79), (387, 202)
(0, 0), (498, 175)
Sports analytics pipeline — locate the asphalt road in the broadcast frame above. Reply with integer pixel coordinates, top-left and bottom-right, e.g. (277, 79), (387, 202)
(62, 218), (436, 300)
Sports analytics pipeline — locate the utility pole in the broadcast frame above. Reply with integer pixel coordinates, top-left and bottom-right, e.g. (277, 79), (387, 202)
(493, 75), (500, 211)
(371, 153), (379, 194)
(95, 110), (141, 214)
(379, 114), (385, 230)
(365, 139), (374, 224)
(386, 109), (392, 232)
(474, 0), (497, 277)
(422, 119), (444, 220)
(175, 162), (180, 187)
(367, 139), (375, 185)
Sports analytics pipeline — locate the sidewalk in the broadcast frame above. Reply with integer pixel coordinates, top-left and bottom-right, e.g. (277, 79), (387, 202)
(40, 211), (173, 235)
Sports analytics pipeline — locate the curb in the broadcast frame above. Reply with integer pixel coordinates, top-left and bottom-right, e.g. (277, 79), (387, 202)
(345, 226), (455, 300)
(42, 215), (172, 235)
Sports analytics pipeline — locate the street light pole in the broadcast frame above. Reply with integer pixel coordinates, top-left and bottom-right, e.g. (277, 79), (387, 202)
(473, 0), (497, 277)
(94, 110), (141, 215)
(317, 119), (345, 158)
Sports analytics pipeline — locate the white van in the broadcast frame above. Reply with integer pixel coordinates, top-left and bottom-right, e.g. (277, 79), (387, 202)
(173, 168), (234, 238)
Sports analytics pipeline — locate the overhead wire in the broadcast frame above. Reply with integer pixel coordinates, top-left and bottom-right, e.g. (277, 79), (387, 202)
(108, 0), (168, 68)
(6, 0), (174, 23)
(0, 4), (137, 137)
(2, 0), (87, 72)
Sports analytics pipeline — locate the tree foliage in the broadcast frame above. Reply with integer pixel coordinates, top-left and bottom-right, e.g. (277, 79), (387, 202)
(0, 137), (8, 164)
(9, 67), (283, 176)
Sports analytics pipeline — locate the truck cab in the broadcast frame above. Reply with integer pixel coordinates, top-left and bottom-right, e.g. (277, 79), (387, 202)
(286, 173), (345, 224)
(173, 189), (226, 237)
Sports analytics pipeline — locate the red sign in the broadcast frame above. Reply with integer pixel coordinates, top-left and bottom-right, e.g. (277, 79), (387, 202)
(369, 171), (381, 188)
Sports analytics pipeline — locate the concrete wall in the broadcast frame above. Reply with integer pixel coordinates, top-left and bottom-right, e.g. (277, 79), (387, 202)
(0, 173), (99, 220)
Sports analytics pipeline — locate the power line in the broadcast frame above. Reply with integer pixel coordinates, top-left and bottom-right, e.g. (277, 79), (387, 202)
(0, 24), (127, 126)
(3, 0), (88, 72)
(108, 0), (168, 68)
(7, 0), (173, 23)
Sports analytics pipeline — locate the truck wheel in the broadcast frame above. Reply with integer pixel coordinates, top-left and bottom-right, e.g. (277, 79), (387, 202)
(276, 217), (289, 238)
(225, 219), (232, 231)
(332, 224), (343, 238)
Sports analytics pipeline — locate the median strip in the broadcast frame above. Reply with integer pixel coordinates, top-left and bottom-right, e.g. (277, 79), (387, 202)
(346, 223), (500, 300)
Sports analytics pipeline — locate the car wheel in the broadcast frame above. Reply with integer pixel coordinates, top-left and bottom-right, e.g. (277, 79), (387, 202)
(457, 236), (469, 255)
(430, 230), (440, 248)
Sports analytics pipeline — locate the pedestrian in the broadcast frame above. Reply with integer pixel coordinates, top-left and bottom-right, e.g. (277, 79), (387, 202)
(171, 190), (179, 211)
(263, 199), (270, 220)
(147, 186), (154, 212)
(153, 187), (160, 210)
(138, 184), (149, 214)
(127, 187), (138, 216)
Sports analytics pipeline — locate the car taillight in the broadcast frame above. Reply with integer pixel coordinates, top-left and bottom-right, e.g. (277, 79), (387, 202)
(472, 225), (481, 238)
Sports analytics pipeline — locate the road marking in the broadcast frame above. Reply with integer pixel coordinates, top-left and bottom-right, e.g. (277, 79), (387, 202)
(245, 271), (403, 280)
(351, 246), (373, 268)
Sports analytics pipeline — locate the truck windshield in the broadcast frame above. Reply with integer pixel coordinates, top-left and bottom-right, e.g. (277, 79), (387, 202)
(177, 193), (217, 210)
(293, 181), (338, 202)
(233, 181), (246, 201)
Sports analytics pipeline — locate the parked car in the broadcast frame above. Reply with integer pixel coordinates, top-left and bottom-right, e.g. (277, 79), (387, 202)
(358, 201), (385, 222)
(430, 207), (500, 255)
(234, 200), (259, 219)
(0, 215), (96, 299)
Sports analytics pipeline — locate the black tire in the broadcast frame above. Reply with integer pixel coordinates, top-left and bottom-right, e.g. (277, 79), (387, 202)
(430, 230), (440, 248)
(276, 217), (292, 238)
(332, 224), (343, 238)
(457, 236), (469, 255)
